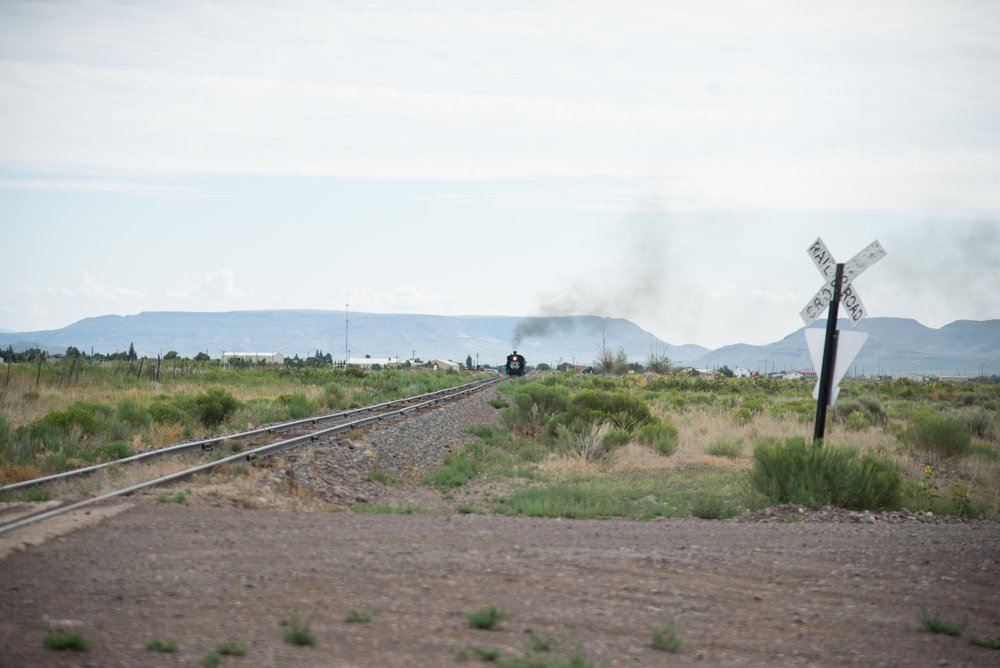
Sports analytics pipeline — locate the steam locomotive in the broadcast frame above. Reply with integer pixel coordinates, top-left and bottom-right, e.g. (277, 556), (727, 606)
(505, 351), (527, 377)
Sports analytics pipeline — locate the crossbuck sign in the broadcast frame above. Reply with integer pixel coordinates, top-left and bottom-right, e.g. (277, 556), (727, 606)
(800, 238), (886, 326)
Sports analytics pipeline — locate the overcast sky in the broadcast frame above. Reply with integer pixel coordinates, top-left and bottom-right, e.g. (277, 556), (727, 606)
(1, 1), (998, 350)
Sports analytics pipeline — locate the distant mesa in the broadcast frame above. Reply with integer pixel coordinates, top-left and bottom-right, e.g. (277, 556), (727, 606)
(0, 310), (996, 377)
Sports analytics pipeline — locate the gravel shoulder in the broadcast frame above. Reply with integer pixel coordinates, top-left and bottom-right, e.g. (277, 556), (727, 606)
(1, 384), (999, 667)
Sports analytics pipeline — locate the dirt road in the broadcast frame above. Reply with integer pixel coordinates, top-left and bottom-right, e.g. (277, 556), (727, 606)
(1, 501), (998, 667)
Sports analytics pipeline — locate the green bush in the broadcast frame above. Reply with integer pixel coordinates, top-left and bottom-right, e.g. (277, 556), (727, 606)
(466, 605), (509, 630)
(749, 437), (901, 510)
(905, 415), (971, 459)
(706, 435), (743, 459)
(638, 421), (679, 456)
(36, 405), (100, 436)
(501, 382), (571, 435)
(94, 440), (134, 462)
(149, 399), (188, 425)
(277, 393), (317, 420)
(965, 409), (996, 441)
(116, 398), (151, 428)
(194, 388), (240, 428)
(832, 398), (888, 429)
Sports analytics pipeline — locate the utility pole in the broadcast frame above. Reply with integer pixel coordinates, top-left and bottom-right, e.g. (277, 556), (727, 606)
(345, 296), (350, 366)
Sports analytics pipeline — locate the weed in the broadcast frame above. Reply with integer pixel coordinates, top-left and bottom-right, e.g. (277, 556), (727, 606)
(42, 629), (89, 651)
(637, 421), (679, 456)
(216, 640), (246, 655)
(345, 607), (377, 623)
(650, 618), (682, 652)
(282, 615), (316, 646)
(749, 437), (901, 510)
(201, 649), (221, 667)
(919, 610), (965, 636)
(905, 415), (971, 460)
(467, 605), (509, 630)
(145, 638), (179, 652)
(690, 491), (736, 519)
(528, 633), (554, 652)
(455, 645), (502, 661)
(968, 635), (1000, 649)
(706, 435), (743, 459)
(488, 398), (509, 409)
(352, 503), (424, 515)
(158, 488), (191, 504)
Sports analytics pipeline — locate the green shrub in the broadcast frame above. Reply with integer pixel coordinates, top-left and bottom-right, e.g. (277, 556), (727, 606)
(145, 639), (178, 652)
(149, 399), (188, 424)
(345, 608), (377, 623)
(466, 605), (508, 630)
(965, 409), (996, 441)
(905, 415), (971, 459)
(116, 398), (151, 428)
(650, 619), (682, 652)
(36, 405), (100, 436)
(424, 450), (478, 488)
(638, 421), (679, 456)
(832, 398), (888, 430)
(749, 437), (901, 510)
(919, 610), (965, 636)
(43, 630), (89, 651)
(94, 440), (134, 462)
(195, 388), (240, 428)
(282, 615), (316, 646)
(706, 435), (743, 459)
(277, 393), (317, 420)
(690, 491), (736, 519)
(501, 383), (571, 435)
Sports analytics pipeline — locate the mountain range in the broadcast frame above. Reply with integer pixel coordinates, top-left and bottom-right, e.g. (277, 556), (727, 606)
(1, 310), (998, 377)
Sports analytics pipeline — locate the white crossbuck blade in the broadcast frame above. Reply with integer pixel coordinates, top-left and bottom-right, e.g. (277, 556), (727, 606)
(800, 238), (885, 326)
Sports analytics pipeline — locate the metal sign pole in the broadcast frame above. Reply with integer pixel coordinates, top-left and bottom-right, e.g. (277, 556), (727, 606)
(813, 262), (844, 444)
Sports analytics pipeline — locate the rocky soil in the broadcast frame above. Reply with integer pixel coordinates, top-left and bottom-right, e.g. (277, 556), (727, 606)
(1, 383), (998, 667)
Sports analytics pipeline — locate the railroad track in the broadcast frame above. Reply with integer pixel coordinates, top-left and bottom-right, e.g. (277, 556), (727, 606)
(0, 377), (501, 535)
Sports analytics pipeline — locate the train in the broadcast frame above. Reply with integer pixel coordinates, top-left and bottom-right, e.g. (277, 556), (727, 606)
(505, 350), (527, 377)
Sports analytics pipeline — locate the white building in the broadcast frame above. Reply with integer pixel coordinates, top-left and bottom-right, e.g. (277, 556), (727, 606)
(222, 352), (284, 365)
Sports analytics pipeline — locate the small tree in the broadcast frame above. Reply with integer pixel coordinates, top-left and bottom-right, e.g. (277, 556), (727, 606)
(647, 352), (670, 374)
(465, 354), (473, 370)
(718, 365), (734, 378)
(127, 342), (137, 361)
(193, 352), (211, 362)
(163, 350), (179, 360)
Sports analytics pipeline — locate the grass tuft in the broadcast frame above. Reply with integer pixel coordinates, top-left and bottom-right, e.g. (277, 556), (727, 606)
(650, 618), (682, 652)
(968, 635), (1000, 649)
(345, 607), (377, 623)
(919, 610), (965, 636)
(466, 605), (509, 630)
(42, 630), (89, 651)
(145, 638), (179, 652)
(282, 615), (316, 646)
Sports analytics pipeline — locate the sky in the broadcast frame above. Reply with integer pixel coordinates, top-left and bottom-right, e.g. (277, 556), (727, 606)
(1, 0), (999, 350)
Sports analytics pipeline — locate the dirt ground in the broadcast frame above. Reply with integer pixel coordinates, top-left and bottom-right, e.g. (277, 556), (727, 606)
(1, 494), (998, 668)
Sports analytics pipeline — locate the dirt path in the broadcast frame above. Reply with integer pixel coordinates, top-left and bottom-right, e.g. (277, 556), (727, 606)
(1, 501), (998, 667)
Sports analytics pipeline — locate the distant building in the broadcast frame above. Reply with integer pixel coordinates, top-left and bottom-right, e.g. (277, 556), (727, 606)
(222, 352), (284, 365)
(429, 359), (462, 372)
(346, 357), (401, 368)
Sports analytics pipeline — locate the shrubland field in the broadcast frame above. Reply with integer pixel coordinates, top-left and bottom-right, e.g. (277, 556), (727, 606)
(2, 359), (998, 520)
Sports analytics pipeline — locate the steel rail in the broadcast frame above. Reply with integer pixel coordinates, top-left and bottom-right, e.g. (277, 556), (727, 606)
(0, 377), (501, 535)
(0, 377), (498, 494)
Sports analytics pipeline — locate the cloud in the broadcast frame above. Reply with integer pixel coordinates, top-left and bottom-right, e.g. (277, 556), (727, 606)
(351, 286), (458, 314)
(164, 269), (244, 300)
(2, 2), (999, 210)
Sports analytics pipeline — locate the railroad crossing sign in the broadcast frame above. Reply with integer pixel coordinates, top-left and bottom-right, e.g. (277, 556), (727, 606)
(801, 237), (886, 443)
(805, 328), (868, 404)
(800, 238), (886, 326)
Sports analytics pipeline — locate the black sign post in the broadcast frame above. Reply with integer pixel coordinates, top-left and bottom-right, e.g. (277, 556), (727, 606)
(812, 263), (844, 444)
